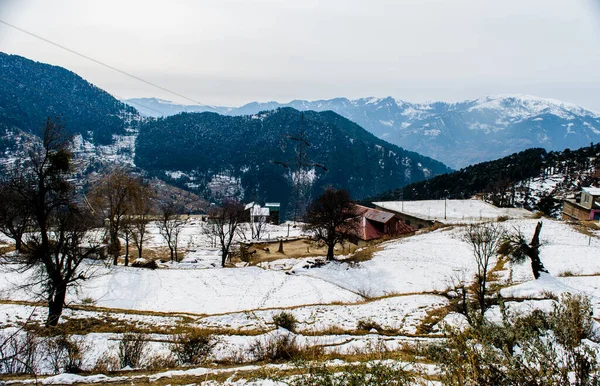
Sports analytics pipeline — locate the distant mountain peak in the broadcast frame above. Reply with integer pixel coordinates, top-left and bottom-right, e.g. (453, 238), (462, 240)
(124, 93), (600, 169)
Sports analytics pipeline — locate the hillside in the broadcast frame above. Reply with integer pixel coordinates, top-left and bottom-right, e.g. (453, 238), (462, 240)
(372, 143), (600, 216)
(127, 95), (600, 169)
(0, 52), (137, 145)
(135, 108), (451, 210)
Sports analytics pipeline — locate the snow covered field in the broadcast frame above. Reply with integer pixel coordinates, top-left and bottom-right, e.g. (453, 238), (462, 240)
(1, 218), (599, 383)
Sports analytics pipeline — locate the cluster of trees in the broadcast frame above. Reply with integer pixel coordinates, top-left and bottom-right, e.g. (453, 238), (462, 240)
(0, 53), (136, 145)
(0, 118), (189, 326)
(459, 221), (548, 321)
(0, 118), (101, 326)
(373, 143), (600, 211)
(135, 108), (449, 212)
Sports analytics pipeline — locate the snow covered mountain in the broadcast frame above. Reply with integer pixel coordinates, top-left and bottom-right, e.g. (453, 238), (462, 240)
(126, 95), (600, 169)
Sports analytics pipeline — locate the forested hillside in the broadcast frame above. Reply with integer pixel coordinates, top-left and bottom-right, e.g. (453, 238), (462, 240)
(372, 143), (600, 214)
(0, 52), (137, 144)
(135, 108), (451, 210)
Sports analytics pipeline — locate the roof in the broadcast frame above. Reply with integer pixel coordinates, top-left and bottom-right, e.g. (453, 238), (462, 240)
(265, 202), (280, 208)
(372, 199), (533, 224)
(582, 187), (600, 196)
(353, 204), (395, 223)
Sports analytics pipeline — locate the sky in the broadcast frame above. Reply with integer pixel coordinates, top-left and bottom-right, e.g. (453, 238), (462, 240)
(1, 0), (600, 110)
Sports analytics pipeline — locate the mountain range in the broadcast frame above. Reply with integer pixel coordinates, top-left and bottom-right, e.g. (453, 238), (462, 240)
(125, 95), (600, 169)
(0, 52), (449, 211)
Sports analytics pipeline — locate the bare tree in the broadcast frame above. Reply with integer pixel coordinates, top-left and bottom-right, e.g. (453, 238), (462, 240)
(0, 117), (101, 326)
(303, 188), (357, 261)
(158, 201), (185, 262)
(130, 182), (153, 262)
(89, 168), (140, 265)
(500, 221), (548, 279)
(0, 183), (32, 252)
(462, 223), (505, 317)
(250, 205), (269, 240)
(203, 199), (245, 267)
(119, 213), (135, 266)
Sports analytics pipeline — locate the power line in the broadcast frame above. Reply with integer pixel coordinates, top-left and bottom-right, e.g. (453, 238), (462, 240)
(0, 19), (211, 108)
(0, 74), (166, 117)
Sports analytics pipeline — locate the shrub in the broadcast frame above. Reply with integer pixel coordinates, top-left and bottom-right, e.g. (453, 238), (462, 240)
(430, 294), (600, 386)
(0, 330), (40, 374)
(288, 361), (414, 386)
(118, 333), (149, 369)
(272, 311), (298, 332)
(44, 333), (88, 374)
(356, 319), (381, 332)
(170, 329), (215, 366)
(250, 332), (323, 362)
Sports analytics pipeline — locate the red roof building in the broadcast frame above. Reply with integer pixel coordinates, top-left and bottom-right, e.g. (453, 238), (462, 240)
(351, 204), (415, 241)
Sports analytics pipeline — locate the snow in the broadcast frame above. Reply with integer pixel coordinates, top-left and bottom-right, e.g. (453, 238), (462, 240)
(500, 272), (576, 299)
(2, 216), (600, 383)
(373, 199), (534, 224)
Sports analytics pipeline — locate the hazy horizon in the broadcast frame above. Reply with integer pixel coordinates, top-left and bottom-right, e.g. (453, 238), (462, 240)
(1, 0), (600, 110)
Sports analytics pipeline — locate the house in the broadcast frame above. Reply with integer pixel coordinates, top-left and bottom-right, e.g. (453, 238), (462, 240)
(373, 199), (533, 228)
(351, 204), (415, 241)
(562, 187), (600, 221)
(244, 202), (270, 223)
(265, 202), (281, 225)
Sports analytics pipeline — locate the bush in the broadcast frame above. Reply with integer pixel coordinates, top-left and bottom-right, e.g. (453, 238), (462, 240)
(118, 333), (149, 369)
(250, 332), (323, 362)
(0, 330), (40, 374)
(272, 311), (298, 332)
(431, 294), (600, 386)
(44, 333), (88, 374)
(288, 361), (414, 386)
(356, 319), (381, 332)
(170, 329), (215, 366)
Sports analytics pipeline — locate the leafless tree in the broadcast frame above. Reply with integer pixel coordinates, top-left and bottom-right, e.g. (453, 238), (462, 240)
(0, 183), (32, 252)
(158, 201), (185, 262)
(0, 117), (102, 326)
(119, 213), (135, 266)
(203, 199), (246, 267)
(500, 221), (548, 279)
(251, 208), (269, 240)
(130, 182), (154, 262)
(303, 188), (358, 261)
(89, 168), (140, 265)
(462, 223), (505, 317)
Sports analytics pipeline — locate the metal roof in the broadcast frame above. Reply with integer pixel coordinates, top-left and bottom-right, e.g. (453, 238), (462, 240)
(582, 187), (600, 196)
(353, 204), (395, 223)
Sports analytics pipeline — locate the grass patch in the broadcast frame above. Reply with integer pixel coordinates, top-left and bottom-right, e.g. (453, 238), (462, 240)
(415, 305), (450, 335)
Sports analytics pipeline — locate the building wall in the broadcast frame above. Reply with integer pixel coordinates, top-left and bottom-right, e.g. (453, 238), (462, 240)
(562, 200), (592, 221)
(373, 205), (433, 229)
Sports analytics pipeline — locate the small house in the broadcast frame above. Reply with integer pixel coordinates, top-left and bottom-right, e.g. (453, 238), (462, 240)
(562, 187), (600, 221)
(351, 204), (415, 241)
(265, 202), (281, 225)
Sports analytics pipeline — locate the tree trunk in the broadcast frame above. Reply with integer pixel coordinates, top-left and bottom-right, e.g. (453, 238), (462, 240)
(110, 232), (120, 265)
(124, 233), (129, 266)
(169, 245), (174, 262)
(326, 243), (335, 261)
(137, 244), (143, 261)
(221, 249), (228, 267)
(46, 280), (67, 327)
(528, 221), (549, 279)
(14, 238), (22, 253)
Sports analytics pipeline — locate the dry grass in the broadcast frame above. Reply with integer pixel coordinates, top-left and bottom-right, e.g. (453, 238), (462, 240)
(343, 244), (383, 265)
(415, 305), (451, 335)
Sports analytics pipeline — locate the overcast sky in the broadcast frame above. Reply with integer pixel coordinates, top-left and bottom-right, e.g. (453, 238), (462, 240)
(1, 0), (600, 110)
